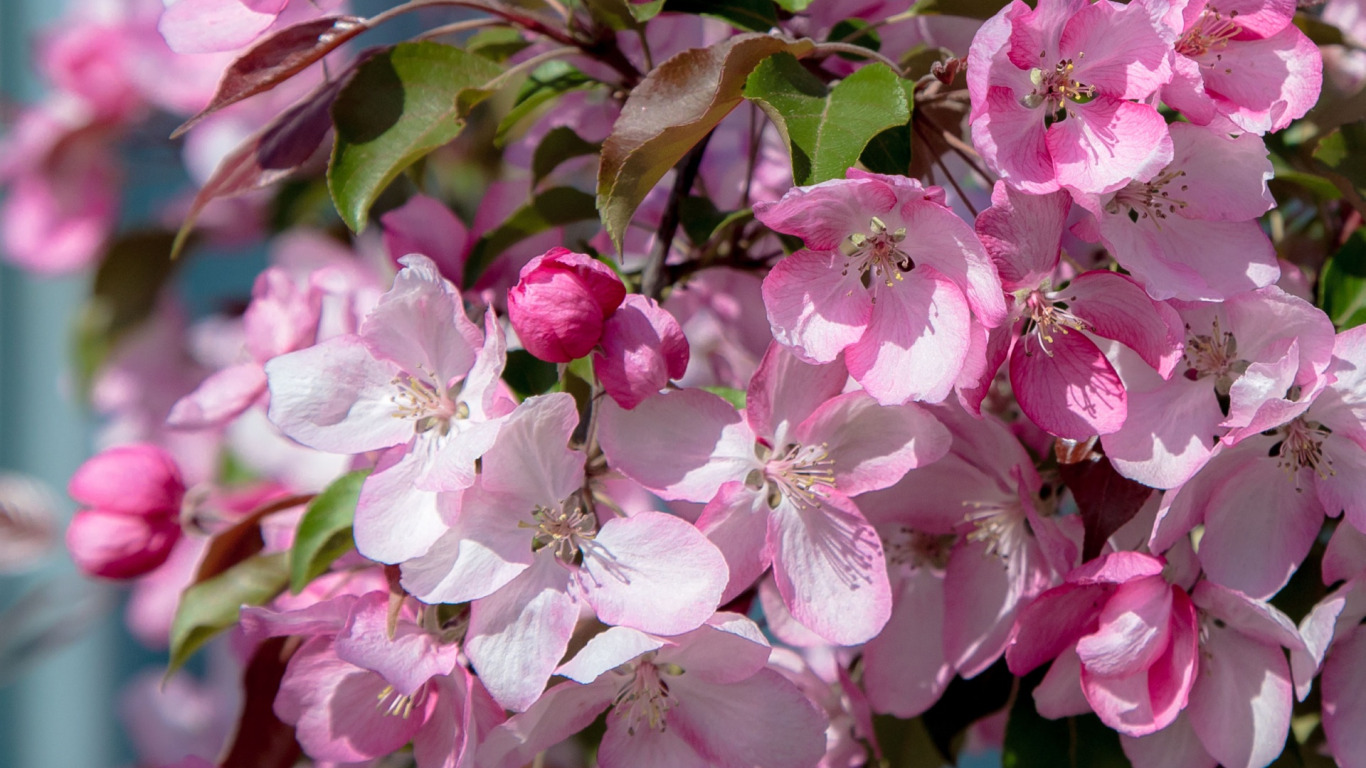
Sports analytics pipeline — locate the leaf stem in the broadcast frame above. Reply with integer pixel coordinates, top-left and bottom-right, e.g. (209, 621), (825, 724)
(641, 131), (714, 300)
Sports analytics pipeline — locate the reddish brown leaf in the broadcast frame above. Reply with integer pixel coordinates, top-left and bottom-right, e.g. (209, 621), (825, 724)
(1060, 453), (1155, 563)
(597, 33), (815, 249)
(218, 637), (302, 768)
(193, 494), (312, 585)
(172, 16), (366, 139)
(172, 73), (349, 259)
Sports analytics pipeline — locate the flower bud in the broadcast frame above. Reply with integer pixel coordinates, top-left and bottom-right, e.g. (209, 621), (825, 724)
(594, 295), (689, 409)
(65, 508), (180, 579)
(68, 443), (186, 516)
(66, 444), (186, 579)
(507, 248), (626, 362)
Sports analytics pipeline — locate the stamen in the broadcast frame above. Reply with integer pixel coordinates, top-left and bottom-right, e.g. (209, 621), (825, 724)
(762, 442), (838, 510)
(841, 216), (912, 292)
(613, 658), (679, 736)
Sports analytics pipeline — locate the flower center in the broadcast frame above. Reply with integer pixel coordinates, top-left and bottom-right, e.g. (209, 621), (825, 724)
(841, 216), (912, 294)
(1273, 418), (1334, 479)
(1176, 7), (1241, 67)
(1107, 168), (1191, 225)
(1181, 316), (1249, 398)
(1021, 57), (1095, 119)
(963, 499), (1029, 562)
(376, 683), (425, 719)
(526, 495), (597, 563)
(882, 525), (953, 570)
(613, 657), (680, 736)
(1020, 289), (1089, 357)
(749, 441), (838, 510)
(391, 369), (467, 436)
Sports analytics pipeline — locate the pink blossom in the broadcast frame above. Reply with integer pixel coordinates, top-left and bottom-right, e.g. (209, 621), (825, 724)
(507, 248), (626, 363)
(1071, 123), (1279, 301)
(479, 616), (828, 768)
(967, 0), (1174, 195)
(600, 343), (952, 644)
(381, 194), (470, 286)
(400, 393), (728, 711)
(593, 294), (689, 409)
(754, 170), (1006, 405)
(1156, 0), (1322, 134)
(66, 444), (186, 579)
(266, 254), (514, 563)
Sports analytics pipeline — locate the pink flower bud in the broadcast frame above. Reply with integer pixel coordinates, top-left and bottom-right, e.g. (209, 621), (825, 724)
(594, 295), (689, 409)
(65, 508), (180, 579)
(68, 443), (186, 516)
(507, 248), (626, 363)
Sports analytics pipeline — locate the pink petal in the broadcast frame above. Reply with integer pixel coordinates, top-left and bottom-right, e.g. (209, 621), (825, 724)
(335, 593), (461, 697)
(167, 363), (267, 429)
(1010, 326), (1127, 439)
(1120, 713), (1217, 768)
(1186, 623), (1293, 768)
(594, 295), (690, 410)
(975, 181), (1070, 292)
(744, 342), (849, 444)
(1203, 25), (1322, 134)
(580, 512), (727, 636)
(1006, 582), (1111, 675)
(846, 267), (972, 405)
(667, 669), (829, 768)
(753, 175), (897, 250)
(1102, 359), (1220, 489)
(1323, 627), (1366, 768)
(1324, 521), (1366, 585)
(479, 680), (616, 768)
(1191, 581), (1303, 653)
(1076, 577), (1173, 678)
(1035, 646), (1093, 719)
(1163, 124), (1274, 222)
(972, 84), (1059, 194)
(399, 486), (534, 604)
(1061, 0), (1173, 99)
(362, 255), (480, 387)
(898, 198), (1007, 327)
(380, 194), (469, 285)
(796, 392), (951, 496)
(465, 551), (579, 712)
(557, 626), (667, 684)
(862, 566), (952, 717)
(761, 250), (872, 364)
(657, 613), (774, 684)
(158, 0), (280, 55)
(1064, 271), (1183, 377)
(696, 483), (774, 604)
(768, 493), (892, 645)
(598, 718), (712, 768)
(1050, 98), (1172, 197)
(1095, 212), (1279, 302)
(598, 388), (758, 502)
(353, 448), (448, 563)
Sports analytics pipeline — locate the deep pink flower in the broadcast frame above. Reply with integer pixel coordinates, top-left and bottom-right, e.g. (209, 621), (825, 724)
(967, 0), (1174, 195)
(66, 443), (186, 579)
(593, 294), (689, 409)
(507, 248), (626, 363)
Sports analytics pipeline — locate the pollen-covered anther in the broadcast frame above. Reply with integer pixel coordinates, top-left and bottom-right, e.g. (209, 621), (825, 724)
(1020, 58), (1096, 113)
(376, 684), (421, 719)
(963, 500), (1028, 562)
(1276, 418), (1334, 479)
(1023, 289), (1089, 357)
(527, 500), (597, 562)
(841, 216), (911, 289)
(613, 658), (679, 736)
(1176, 7), (1242, 62)
(1108, 169), (1191, 224)
(1182, 316), (1249, 394)
(763, 442), (837, 510)
(391, 370), (459, 435)
(883, 525), (952, 570)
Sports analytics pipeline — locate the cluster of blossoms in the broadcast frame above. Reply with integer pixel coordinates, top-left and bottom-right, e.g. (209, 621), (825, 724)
(7, 0), (1366, 766)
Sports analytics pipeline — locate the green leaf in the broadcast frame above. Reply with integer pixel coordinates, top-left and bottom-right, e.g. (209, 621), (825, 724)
(662, 0), (779, 32)
(465, 27), (533, 62)
(829, 18), (882, 56)
(329, 42), (502, 232)
(744, 54), (910, 185)
(598, 33), (816, 250)
(495, 61), (596, 145)
(1321, 228), (1366, 330)
(504, 349), (560, 397)
(583, 0), (645, 30)
(168, 552), (289, 676)
(532, 126), (602, 186)
(860, 76), (917, 175)
(772, 0), (814, 11)
(289, 470), (369, 594)
(463, 186), (599, 286)
(1312, 122), (1366, 217)
(870, 714), (950, 768)
(628, 0), (666, 22)
(702, 386), (746, 410)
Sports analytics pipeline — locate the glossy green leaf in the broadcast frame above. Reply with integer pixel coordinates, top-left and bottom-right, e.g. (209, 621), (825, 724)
(504, 349), (560, 397)
(598, 33), (815, 250)
(744, 54), (909, 185)
(495, 61), (596, 145)
(1321, 228), (1366, 330)
(167, 552), (289, 676)
(662, 0), (779, 32)
(289, 470), (369, 593)
(532, 126), (602, 186)
(463, 186), (598, 285)
(860, 76), (917, 175)
(329, 42), (502, 232)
